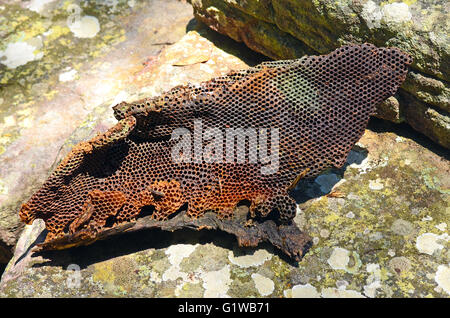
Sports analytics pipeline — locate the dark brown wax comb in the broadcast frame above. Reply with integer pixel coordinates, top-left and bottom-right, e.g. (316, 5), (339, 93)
(20, 43), (411, 260)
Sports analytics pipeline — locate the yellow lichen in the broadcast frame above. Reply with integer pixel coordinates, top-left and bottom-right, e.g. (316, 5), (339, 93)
(45, 25), (71, 42)
(396, 278), (415, 295)
(92, 262), (115, 284)
(324, 212), (341, 224)
(402, 0), (417, 6)
(44, 89), (59, 100)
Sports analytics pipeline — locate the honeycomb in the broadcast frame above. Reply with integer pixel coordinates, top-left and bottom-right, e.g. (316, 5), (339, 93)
(19, 43), (411, 243)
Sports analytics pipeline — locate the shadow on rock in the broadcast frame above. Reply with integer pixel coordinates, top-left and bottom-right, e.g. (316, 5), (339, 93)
(368, 117), (450, 161)
(292, 146), (368, 204)
(31, 216), (304, 271)
(186, 18), (270, 67)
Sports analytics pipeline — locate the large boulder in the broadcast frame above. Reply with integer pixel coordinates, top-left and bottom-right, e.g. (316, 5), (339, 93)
(1, 29), (449, 298)
(188, 0), (450, 148)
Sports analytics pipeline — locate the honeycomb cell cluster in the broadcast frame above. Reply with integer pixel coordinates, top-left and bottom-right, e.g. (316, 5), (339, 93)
(19, 43), (411, 243)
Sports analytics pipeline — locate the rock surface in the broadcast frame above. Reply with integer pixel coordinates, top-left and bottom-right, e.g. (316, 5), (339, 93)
(188, 0), (450, 149)
(1, 23), (449, 297)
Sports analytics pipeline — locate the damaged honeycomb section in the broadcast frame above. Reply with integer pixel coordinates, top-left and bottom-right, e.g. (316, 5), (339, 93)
(19, 43), (411, 258)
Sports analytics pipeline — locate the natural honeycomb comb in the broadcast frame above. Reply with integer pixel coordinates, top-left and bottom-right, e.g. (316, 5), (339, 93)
(20, 43), (411, 259)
